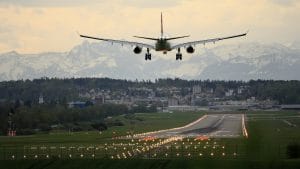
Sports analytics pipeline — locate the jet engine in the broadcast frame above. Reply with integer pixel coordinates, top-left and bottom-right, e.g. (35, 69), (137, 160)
(186, 46), (195, 53)
(133, 46), (142, 54)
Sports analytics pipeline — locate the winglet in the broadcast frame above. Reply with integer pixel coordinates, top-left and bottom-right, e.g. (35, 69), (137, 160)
(76, 31), (81, 37)
(245, 30), (249, 35)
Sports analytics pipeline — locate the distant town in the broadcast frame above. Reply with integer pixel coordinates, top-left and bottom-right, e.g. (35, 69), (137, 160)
(69, 83), (299, 112)
(2, 78), (298, 112)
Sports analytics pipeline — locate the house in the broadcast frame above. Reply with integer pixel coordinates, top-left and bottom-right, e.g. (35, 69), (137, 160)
(38, 94), (44, 104)
(68, 101), (86, 108)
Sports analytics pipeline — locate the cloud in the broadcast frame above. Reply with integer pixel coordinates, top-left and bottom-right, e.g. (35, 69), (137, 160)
(0, 0), (300, 53)
(0, 23), (22, 50)
(270, 0), (298, 6)
(119, 0), (182, 8)
(0, 0), (98, 7)
(0, 0), (182, 8)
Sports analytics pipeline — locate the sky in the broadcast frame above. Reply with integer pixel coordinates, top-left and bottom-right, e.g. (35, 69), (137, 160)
(0, 0), (300, 53)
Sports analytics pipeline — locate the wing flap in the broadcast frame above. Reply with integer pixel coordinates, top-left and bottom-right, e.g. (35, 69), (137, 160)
(79, 34), (155, 49)
(171, 32), (247, 49)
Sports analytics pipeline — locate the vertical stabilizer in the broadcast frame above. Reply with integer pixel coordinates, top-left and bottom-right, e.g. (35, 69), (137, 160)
(161, 12), (164, 38)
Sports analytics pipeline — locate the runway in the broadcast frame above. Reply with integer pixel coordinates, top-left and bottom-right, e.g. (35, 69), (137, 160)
(134, 114), (244, 139)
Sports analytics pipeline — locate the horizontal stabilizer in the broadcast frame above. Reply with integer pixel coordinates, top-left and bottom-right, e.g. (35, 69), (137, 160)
(133, 36), (159, 40)
(165, 35), (190, 40)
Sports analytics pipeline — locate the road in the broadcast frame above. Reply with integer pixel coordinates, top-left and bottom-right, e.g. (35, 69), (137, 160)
(134, 114), (244, 139)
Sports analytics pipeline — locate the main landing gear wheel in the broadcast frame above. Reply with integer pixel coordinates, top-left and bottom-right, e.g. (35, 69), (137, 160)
(145, 53), (152, 60)
(176, 48), (182, 60)
(145, 48), (151, 60)
(176, 54), (182, 60)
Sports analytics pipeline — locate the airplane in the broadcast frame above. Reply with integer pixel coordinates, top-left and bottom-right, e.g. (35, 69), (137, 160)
(79, 13), (247, 61)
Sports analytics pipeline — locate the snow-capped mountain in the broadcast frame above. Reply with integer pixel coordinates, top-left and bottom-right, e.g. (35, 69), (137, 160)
(0, 41), (300, 81)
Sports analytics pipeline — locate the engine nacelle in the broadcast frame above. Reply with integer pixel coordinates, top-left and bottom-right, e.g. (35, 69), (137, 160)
(186, 46), (195, 53)
(133, 46), (142, 54)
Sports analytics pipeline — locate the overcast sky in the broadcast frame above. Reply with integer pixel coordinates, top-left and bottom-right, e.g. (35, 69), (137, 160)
(0, 0), (300, 53)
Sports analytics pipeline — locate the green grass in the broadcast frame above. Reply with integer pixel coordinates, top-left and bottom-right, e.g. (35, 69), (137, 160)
(0, 111), (204, 147)
(244, 111), (300, 161)
(1, 159), (300, 169)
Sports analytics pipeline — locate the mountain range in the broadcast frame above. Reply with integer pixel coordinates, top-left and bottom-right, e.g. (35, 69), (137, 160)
(1, 41), (300, 81)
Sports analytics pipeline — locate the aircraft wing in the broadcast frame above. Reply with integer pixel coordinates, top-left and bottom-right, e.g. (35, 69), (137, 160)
(79, 34), (155, 49)
(171, 32), (247, 49)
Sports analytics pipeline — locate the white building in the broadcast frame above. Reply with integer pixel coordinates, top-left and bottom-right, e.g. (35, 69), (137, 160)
(192, 85), (202, 94)
(38, 94), (44, 104)
(225, 89), (234, 97)
(168, 98), (179, 106)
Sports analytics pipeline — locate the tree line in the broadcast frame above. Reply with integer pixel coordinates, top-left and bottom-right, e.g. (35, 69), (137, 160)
(1, 78), (299, 104)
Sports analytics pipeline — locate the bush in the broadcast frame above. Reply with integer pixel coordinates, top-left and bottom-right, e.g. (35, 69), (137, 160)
(286, 143), (300, 159)
(91, 122), (108, 131)
(38, 123), (51, 132)
(17, 128), (36, 135)
(106, 119), (124, 127)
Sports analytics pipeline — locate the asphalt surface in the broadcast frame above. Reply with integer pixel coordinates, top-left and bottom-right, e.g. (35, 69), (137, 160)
(137, 114), (243, 138)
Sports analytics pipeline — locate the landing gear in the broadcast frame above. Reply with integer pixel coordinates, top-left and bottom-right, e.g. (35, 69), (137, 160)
(145, 48), (151, 60)
(176, 48), (182, 60)
(145, 53), (151, 60)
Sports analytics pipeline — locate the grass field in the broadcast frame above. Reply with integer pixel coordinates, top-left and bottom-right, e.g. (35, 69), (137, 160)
(0, 111), (204, 146)
(1, 159), (300, 169)
(0, 110), (300, 169)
